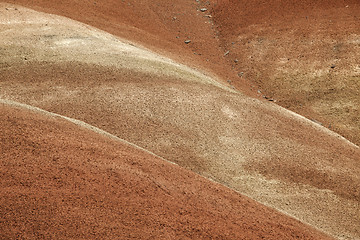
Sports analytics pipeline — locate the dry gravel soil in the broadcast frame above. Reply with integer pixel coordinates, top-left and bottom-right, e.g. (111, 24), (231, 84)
(1, 1), (359, 240)
(0, 100), (335, 240)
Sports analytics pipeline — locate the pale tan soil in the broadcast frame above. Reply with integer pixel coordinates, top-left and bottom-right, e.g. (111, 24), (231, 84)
(0, 5), (359, 239)
(5, 0), (255, 96)
(1, 102), (336, 240)
(212, 0), (360, 146)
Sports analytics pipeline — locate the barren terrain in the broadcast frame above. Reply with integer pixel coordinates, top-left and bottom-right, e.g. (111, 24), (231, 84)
(212, 0), (360, 145)
(1, 1), (359, 239)
(1, 101), (335, 239)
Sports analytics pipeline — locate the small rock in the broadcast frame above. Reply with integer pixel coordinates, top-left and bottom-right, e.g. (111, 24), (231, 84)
(200, 8), (208, 12)
(234, 59), (239, 63)
(238, 72), (244, 77)
(184, 40), (191, 44)
(224, 50), (230, 56)
(311, 119), (323, 126)
(227, 79), (232, 84)
(330, 64), (336, 69)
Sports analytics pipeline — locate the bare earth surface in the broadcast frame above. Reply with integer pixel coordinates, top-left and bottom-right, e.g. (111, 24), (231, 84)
(1, 102), (334, 239)
(0, 1), (359, 239)
(212, 0), (360, 145)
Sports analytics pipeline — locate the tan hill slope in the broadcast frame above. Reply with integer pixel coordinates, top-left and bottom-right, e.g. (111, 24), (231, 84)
(0, 3), (359, 239)
(0, 101), (335, 240)
(212, 0), (360, 145)
(6, 0), (254, 95)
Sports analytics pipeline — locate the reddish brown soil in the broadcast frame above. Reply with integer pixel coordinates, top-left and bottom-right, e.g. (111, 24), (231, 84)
(211, 0), (360, 145)
(9, 0), (360, 146)
(1, 1), (359, 239)
(0, 103), (334, 240)
(7, 0), (254, 96)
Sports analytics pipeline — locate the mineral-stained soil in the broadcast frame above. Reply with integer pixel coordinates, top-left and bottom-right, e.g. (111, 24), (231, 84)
(6, 0), (255, 95)
(211, 0), (360, 146)
(9, 0), (360, 146)
(0, 102), (334, 240)
(1, 1), (360, 239)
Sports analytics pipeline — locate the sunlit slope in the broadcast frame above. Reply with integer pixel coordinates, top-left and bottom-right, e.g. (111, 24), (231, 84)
(7, 0), (248, 92)
(1, 5), (359, 239)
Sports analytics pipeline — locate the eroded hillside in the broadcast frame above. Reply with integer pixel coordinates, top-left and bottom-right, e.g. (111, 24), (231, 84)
(1, 4), (359, 239)
(2, 100), (337, 239)
(212, 0), (360, 146)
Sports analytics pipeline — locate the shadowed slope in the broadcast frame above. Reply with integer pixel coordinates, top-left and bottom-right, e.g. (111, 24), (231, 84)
(212, 0), (360, 145)
(0, 102), (334, 240)
(1, 4), (359, 239)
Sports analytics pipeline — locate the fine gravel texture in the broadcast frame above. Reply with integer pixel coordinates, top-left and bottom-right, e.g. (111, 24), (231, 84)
(0, 102), (335, 239)
(1, 2), (359, 240)
(212, 0), (360, 146)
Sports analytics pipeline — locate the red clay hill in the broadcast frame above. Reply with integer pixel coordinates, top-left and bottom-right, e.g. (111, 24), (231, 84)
(0, 102), (334, 239)
(1, 1), (359, 239)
